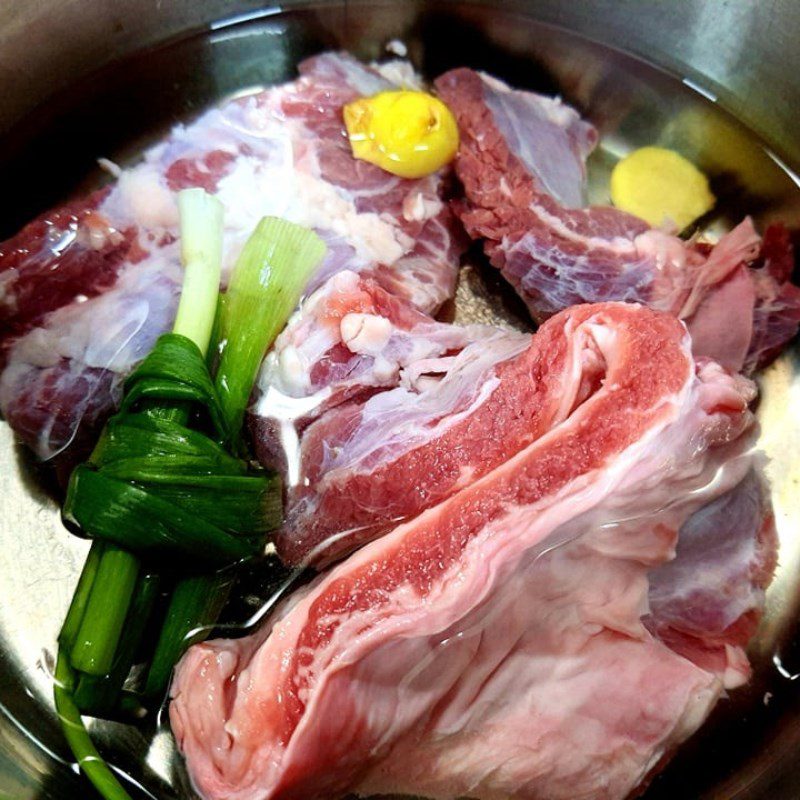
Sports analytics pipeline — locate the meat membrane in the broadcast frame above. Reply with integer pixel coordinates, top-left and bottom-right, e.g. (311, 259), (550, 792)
(171, 302), (774, 800)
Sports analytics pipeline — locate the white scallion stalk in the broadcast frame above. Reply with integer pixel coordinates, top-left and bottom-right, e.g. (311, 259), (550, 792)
(173, 188), (225, 355)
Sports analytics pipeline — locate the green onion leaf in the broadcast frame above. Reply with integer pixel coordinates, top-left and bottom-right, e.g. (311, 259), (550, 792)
(64, 467), (265, 566)
(120, 333), (226, 436)
(216, 217), (326, 441)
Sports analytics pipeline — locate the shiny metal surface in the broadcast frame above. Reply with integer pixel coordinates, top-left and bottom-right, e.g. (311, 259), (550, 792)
(0, 3), (799, 799)
(1, 0), (799, 165)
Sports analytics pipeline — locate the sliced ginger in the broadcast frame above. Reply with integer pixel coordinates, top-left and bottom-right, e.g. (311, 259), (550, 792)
(610, 146), (715, 230)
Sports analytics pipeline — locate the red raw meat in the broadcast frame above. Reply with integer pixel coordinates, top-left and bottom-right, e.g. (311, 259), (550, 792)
(435, 67), (800, 373)
(273, 290), (622, 565)
(172, 302), (771, 800)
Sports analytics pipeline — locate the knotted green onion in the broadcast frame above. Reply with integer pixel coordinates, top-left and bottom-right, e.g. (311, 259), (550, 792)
(62, 334), (280, 565)
(54, 191), (327, 800)
(56, 188), (229, 800)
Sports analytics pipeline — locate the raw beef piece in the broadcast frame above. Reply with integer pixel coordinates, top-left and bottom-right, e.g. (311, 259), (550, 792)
(273, 279), (644, 566)
(435, 67), (800, 372)
(250, 270), (488, 477)
(0, 189), (140, 352)
(275, 328), (531, 566)
(172, 302), (771, 800)
(0, 260), (180, 461)
(0, 52), (464, 462)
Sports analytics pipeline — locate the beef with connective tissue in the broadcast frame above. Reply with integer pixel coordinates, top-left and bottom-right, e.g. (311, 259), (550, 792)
(435, 67), (800, 373)
(0, 52), (464, 467)
(252, 267), (541, 566)
(171, 302), (775, 800)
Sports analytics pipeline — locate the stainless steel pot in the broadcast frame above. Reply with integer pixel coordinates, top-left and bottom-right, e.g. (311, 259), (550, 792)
(3, 0), (799, 163)
(1, 2), (799, 799)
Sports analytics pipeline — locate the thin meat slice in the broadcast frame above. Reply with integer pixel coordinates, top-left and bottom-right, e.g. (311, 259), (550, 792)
(1, 52), (464, 462)
(435, 67), (800, 372)
(250, 270), (488, 475)
(172, 303), (769, 800)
